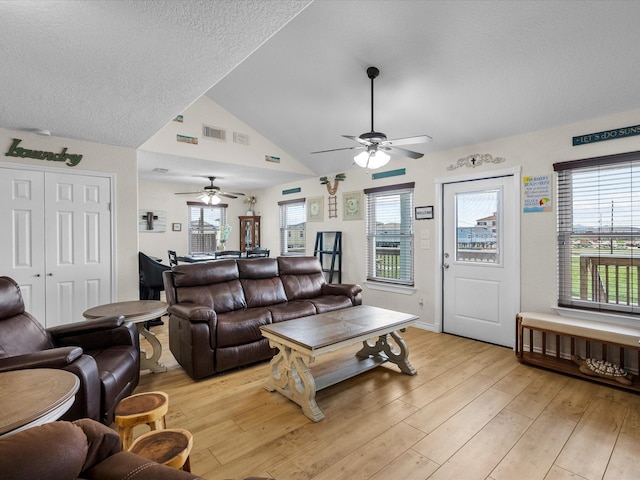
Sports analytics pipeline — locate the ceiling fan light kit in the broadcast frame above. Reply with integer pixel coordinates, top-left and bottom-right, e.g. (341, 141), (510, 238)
(311, 66), (431, 169)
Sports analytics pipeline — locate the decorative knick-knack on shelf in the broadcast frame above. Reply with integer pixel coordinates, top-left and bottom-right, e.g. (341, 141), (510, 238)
(244, 195), (257, 215)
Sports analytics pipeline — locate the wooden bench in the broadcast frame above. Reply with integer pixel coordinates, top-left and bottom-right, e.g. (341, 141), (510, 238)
(516, 311), (640, 392)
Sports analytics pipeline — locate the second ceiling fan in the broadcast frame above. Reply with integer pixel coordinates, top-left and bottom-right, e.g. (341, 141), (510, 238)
(174, 176), (244, 205)
(311, 66), (432, 169)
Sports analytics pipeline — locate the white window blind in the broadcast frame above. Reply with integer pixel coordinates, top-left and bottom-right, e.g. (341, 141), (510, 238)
(187, 202), (227, 254)
(364, 183), (414, 285)
(279, 198), (306, 255)
(555, 151), (640, 315)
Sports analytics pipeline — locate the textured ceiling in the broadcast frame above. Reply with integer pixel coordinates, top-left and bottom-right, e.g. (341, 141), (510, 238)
(2, 1), (640, 190)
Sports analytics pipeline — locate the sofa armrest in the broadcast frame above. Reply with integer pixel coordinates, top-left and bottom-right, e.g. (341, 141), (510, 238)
(168, 303), (216, 324)
(0, 346), (83, 372)
(72, 419), (122, 475)
(321, 283), (362, 298)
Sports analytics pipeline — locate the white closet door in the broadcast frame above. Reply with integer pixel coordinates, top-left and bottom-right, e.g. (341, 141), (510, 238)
(0, 166), (112, 327)
(0, 168), (47, 319)
(44, 172), (112, 327)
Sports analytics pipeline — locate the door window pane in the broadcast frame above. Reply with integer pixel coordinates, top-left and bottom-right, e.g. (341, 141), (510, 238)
(455, 189), (499, 263)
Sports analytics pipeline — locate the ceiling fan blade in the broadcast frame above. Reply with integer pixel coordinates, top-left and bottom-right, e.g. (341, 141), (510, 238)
(382, 146), (424, 159)
(174, 191), (204, 195)
(224, 191), (245, 196)
(382, 135), (432, 147)
(218, 193), (238, 199)
(311, 145), (365, 154)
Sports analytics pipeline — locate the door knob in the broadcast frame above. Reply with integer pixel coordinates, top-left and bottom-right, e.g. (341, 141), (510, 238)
(47, 273), (53, 276)
(443, 263), (450, 269)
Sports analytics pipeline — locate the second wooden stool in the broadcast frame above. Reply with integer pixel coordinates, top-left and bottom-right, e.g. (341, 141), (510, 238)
(114, 391), (169, 449)
(128, 428), (194, 472)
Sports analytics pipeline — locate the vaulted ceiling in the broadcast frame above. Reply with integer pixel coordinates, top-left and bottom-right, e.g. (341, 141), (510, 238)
(2, 1), (640, 191)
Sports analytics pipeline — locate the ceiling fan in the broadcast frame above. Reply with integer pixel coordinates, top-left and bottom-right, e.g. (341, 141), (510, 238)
(311, 66), (432, 169)
(174, 176), (244, 205)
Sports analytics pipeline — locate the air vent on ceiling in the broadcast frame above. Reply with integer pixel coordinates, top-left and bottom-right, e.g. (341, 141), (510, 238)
(202, 124), (226, 141)
(152, 168), (169, 174)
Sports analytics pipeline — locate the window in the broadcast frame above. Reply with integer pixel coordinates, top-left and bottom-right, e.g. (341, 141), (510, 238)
(279, 198), (306, 255)
(555, 151), (640, 315)
(364, 182), (415, 285)
(187, 201), (227, 254)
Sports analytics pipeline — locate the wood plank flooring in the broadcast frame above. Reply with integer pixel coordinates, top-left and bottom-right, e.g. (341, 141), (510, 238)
(134, 320), (640, 480)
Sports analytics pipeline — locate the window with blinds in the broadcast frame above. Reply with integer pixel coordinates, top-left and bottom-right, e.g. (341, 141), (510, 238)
(279, 198), (306, 255)
(364, 183), (414, 285)
(187, 202), (227, 254)
(554, 151), (640, 315)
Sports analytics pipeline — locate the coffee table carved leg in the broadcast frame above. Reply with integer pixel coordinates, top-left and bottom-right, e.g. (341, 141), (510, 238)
(137, 324), (167, 373)
(264, 340), (324, 422)
(356, 331), (416, 375)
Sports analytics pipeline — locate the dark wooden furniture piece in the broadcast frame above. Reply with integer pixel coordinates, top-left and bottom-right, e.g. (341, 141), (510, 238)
(168, 250), (179, 266)
(260, 305), (418, 421)
(313, 231), (342, 283)
(516, 311), (640, 392)
(239, 215), (261, 252)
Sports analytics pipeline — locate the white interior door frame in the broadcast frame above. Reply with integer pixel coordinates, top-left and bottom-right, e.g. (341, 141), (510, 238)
(433, 166), (521, 333)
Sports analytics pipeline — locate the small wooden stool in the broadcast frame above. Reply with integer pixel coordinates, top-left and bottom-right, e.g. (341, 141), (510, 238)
(128, 428), (193, 472)
(114, 391), (169, 449)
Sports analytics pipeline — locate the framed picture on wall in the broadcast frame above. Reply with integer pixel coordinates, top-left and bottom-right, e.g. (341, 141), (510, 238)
(172, 223), (182, 231)
(307, 196), (324, 222)
(343, 191), (363, 221)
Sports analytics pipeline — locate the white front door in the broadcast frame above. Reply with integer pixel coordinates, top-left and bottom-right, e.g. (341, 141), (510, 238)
(442, 175), (519, 347)
(0, 167), (112, 327)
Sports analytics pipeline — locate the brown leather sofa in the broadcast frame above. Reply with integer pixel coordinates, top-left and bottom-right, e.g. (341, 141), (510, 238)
(0, 276), (140, 424)
(0, 418), (201, 480)
(163, 256), (362, 379)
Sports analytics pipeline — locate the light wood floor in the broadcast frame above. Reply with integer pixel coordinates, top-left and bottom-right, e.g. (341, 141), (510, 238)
(135, 319), (640, 480)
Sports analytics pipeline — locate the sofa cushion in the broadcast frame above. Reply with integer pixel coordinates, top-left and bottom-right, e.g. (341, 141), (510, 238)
(308, 295), (355, 313)
(241, 277), (288, 308)
(216, 338), (274, 372)
(172, 260), (238, 287)
(216, 308), (272, 347)
(267, 300), (317, 322)
(238, 258), (279, 279)
(278, 256), (326, 300)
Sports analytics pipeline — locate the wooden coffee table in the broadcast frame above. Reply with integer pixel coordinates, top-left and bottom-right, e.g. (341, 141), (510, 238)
(260, 305), (418, 422)
(83, 300), (168, 373)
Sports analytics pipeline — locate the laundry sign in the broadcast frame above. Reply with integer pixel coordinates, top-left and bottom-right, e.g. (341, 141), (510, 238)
(5, 138), (83, 166)
(573, 124), (640, 146)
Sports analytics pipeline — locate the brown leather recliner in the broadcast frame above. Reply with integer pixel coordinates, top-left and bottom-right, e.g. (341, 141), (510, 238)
(0, 276), (140, 424)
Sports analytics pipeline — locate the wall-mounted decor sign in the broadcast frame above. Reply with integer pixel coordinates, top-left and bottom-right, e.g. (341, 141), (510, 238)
(446, 153), (505, 171)
(139, 210), (166, 232)
(177, 134), (198, 144)
(371, 168), (406, 180)
(415, 205), (434, 220)
(573, 124), (640, 146)
(265, 155), (280, 163)
(523, 175), (552, 213)
(5, 138), (83, 166)
(282, 187), (301, 195)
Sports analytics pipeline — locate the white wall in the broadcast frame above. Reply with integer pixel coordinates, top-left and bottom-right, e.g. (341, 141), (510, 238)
(259, 109), (640, 328)
(0, 128), (139, 302)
